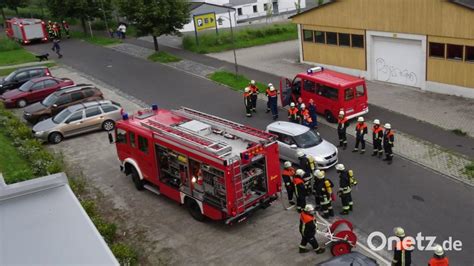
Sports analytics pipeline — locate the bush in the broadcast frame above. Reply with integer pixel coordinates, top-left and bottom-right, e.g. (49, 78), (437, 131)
(0, 37), (21, 52)
(92, 216), (117, 244)
(111, 243), (139, 266)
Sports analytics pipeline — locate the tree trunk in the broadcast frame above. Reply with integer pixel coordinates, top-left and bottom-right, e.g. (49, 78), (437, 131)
(153, 35), (159, 51)
(81, 17), (87, 34)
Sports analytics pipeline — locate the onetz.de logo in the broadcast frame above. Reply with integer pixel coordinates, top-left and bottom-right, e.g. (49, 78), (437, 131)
(367, 231), (463, 251)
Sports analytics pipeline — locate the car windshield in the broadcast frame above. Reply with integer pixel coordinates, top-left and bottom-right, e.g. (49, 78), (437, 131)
(19, 80), (34, 92)
(3, 71), (16, 82)
(52, 109), (71, 124)
(42, 93), (58, 107)
(293, 130), (322, 148)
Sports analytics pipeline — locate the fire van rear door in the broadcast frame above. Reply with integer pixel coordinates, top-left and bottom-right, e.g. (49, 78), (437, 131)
(279, 77), (292, 107)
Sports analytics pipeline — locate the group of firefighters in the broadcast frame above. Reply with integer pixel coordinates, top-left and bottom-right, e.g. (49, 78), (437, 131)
(243, 81), (279, 120)
(46, 20), (70, 40)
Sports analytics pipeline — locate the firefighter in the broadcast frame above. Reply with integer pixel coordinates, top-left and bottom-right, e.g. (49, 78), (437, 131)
(265, 83), (273, 113)
(297, 97), (303, 113)
(336, 163), (356, 215)
(54, 22), (62, 39)
(62, 20), (70, 39)
(383, 123), (395, 164)
(52, 22), (59, 39)
(249, 80), (258, 112)
(353, 116), (368, 154)
(428, 245), (449, 266)
(392, 227), (413, 266)
(372, 119), (384, 157)
(268, 85), (278, 120)
(288, 102), (299, 123)
(299, 103), (307, 124)
(293, 169), (307, 212)
(308, 99), (318, 129)
(313, 170), (334, 218)
(337, 110), (349, 150)
(282, 161), (296, 207)
(243, 87), (252, 117)
(298, 204), (325, 254)
(47, 21), (54, 39)
(297, 150), (316, 192)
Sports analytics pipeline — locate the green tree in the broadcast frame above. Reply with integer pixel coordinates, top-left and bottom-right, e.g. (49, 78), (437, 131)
(118, 0), (190, 51)
(1, 0), (29, 16)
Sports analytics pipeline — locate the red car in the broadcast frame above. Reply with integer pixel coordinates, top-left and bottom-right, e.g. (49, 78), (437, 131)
(0, 77), (74, 108)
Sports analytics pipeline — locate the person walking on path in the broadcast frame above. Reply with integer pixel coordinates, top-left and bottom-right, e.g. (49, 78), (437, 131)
(265, 83), (273, 113)
(337, 110), (349, 150)
(268, 85), (278, 120)
(372, 119), (384, 157)
(336, 163), (356, 215)
(62, 20), (70, 39)
(243, 87), (252, 117)
(353, 116), (368, 154)
(51, 38), (62, 58)
(392, 227), (413, 266)
(249, 80), (258, 112)
(298, 204), (325, 254)
(293, 169), (307, 213)
(282, 161), (296, 208)
(313, 170), (334, 218)
(383, 123), (395, 164)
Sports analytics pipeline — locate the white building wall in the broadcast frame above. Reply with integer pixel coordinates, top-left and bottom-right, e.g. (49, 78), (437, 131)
(181, 10), (237, 32)
(277, 0), (306, 13)
(234, 0), (305, 21)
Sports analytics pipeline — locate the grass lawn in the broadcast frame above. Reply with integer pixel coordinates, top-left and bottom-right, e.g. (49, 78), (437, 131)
(71, 31), (122, 46)
(0, 132), (34, 184)
(0, 37), (37, 66)
(0, 62), (57, 77)
(183, 23), (297, 54)
(209, 71), (267, 93)
(465, 162), (474, 179)
(148, 51), (182, 63)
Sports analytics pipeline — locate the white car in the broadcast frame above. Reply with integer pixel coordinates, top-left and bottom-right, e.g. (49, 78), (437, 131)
(266, 121), (338, 169)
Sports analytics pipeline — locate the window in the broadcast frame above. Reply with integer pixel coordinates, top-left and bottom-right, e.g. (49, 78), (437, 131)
(338, 33), (350, 46)
(446, 44), (463, 60)
(264, 3), (268, 11)
(71, 92), (83, 101)
(101, 105), (118, 113)
(85, 106), (102, 117)
(14, 71), (29, 81)
(317, 84), (338, 100)
(253, 5), (257, 13)
(29, 69), (43, 78)
(237, 8), (242, 16)
(465, 46), (474, 62)
(116, 129), (127, 144)
(429, 42), (445, 58)
(43, 79), (58, 87)
(351, 34), (364, 48)
(356, 85), (365, 97)
(292, 77), (302, 96)
(344, 88), (354, 101)
(31, 81), (45, 91)
(65, 111), (83, 123)
(129, 132), (136, 148)
(303, 30), (313, 42)
(281, 134), (295, 145)
(83, 89), (95, 97)
(326, 32), (337, 45)
(56, 95), (71, 105)
(138, 135), (149, 154)
(315, 31), (325, 44)
(303, 80), (316, 93)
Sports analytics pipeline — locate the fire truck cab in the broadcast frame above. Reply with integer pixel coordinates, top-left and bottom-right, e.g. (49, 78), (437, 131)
(280, 67), (369, 122)
(113, 106), (281, 224)
(5, 18), (48, 44)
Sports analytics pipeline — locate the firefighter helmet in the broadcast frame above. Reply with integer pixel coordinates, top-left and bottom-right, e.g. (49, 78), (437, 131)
(335, 163), (345, 171)
(300, 103), (306, 109)
(284, 161), (292, 168)
(314, 170), (325, 179)
(296, 150), (304, 158)
(339, 110), (344, 116)
(250, 80), (255, 85)
(244, 87), (250, 93)
(384, 123), (391, 129)
(358, 116), (364, 122)
(373, 119), (380, 125)
(296, 169), (305, 177)
(304, 204), (315, 212)
(268, 83), (273, 87)
(290, 102), (295, 107)
(434, 244), (444, 256)
(394, 227), (405, 237)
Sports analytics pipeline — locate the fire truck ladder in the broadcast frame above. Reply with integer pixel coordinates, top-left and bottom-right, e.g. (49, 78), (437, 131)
(142, 119), (232, 158)
(230, 159), (245, 215)
(173, 107), (275, 144)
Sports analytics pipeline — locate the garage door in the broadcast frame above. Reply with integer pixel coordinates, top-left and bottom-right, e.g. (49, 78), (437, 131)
(372, 36), (423, 88)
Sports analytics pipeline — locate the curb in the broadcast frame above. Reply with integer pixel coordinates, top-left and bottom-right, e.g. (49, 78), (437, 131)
(0, 60), (55, 70)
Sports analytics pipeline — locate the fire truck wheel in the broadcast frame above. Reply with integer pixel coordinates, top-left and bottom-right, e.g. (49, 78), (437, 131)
(48, 132), (63, 144)
(17, 99), (27, 108)
(102, 120), (115, 131)
(325, 110), (337, 123)
(131, 168), (145, 190)
(185, 198), (205, 222)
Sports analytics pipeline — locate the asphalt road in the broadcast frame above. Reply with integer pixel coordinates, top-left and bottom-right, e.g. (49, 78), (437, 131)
(26, 40), (473, 265)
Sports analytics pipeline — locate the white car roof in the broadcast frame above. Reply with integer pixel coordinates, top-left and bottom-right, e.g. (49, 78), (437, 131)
(266, 121), (310, 136)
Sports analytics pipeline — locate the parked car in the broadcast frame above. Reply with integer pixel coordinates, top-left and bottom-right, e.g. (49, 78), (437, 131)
(266, 121), (338, 169)
(32, 100), (122, 144)
(0, 77), (74, 108)
(0, 66), (51, 94)
(23, 84), (103, 124)
(317, 251), (378, 266)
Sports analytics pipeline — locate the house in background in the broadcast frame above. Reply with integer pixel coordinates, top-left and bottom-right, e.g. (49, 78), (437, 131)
(182, 2), (236, 32)
(291, 0), (474, 98)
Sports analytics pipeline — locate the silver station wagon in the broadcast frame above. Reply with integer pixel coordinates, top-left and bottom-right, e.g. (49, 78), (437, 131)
(32, 100), (122, 144)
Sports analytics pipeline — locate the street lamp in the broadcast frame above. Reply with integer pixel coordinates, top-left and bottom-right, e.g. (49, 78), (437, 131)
(217, 11), (239, 75)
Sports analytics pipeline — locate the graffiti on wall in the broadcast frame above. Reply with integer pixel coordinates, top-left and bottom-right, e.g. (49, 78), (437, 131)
(375, 58), (418, 86)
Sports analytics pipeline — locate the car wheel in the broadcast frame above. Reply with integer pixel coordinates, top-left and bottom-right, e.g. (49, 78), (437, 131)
(38, 115), (50, 122)
(48, 132), (63, 144)
(185, 198), (205, 222)
(325, 110), (337, 123)
(102, 120), (115, 131)
(17, 99), (27, 108)
(131, 168), (145, 191)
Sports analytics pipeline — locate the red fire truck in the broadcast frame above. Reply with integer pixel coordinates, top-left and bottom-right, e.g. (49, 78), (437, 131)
(280, 66), (369, 122)
(112, 106), (281, 224)
(5, 18), (48, 44)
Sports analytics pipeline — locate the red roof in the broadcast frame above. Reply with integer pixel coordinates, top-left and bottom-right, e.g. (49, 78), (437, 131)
(298, 69), (364, 88)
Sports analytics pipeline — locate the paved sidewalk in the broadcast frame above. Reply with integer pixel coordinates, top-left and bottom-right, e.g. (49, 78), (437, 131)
(116, 39), (473, 185)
